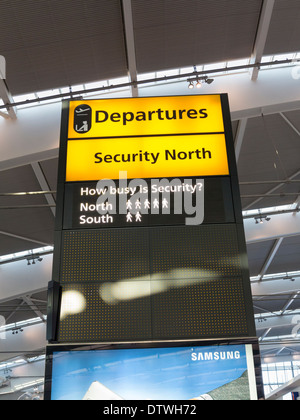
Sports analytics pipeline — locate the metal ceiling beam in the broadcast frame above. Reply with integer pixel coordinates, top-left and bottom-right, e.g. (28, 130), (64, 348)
(243, 168), (300, 210)
(254, 303), (274, 313)
(0, 287), (48, 306)
(0, 149), (59, 172)
(4, 301), (26, 324)
(280, 291), (300, 316)
(260, 328), (272, 340)
(0, 79), (16, 119)
(255, 311), (300, 330)
(245, 211), (300, 244)
(31, 162), (56, 217)
(22, 296), (45, 322)
(0, 110), (10, 119)
(260, 341), (300, 356)
(1, 58), (299, 111)
(234, 118), (248, 162)
(231, 100), (300, 122)
(0, 231), (51, 247)
(122, 0), (138, 97)
(250, 0), (275, 81)
(293, 196), (300, 213)
(266, 374), (300, 400)
(280, 112), (300, 138)
(259, 238), (284, 280)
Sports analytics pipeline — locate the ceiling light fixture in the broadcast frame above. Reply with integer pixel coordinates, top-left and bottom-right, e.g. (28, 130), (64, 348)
(12, 327), (24, 335)
(187, 75), (214, 89)
(254, 215), (271, 224)
(283, 274), (296, 282)
(26, 254), (43, 266)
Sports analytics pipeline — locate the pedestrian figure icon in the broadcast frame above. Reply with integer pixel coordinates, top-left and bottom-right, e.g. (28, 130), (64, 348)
(126, 200), (132, 210)
(153, 199), (159, 209)
(135, 212), (142, 222)
(135, 199), (141, 209)
(162, 198), (169, 208)
(144, 199), (151, 210)
(126, 212), (133, 222)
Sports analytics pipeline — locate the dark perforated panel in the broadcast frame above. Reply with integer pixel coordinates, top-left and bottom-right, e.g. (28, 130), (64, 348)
(59, 282), (152, 342)
(58, 225), (250, 342)
(60, 225), (242, 283)
(60, 229), (150, 283)
(150, 225), (242, 279)
(151, 278), (248, 339)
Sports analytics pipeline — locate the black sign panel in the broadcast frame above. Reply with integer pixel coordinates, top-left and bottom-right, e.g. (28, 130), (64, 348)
(63, 177), (234, 229)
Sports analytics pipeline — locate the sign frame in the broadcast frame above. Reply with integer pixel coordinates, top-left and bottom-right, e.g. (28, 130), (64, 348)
(49, 94), (256, 343)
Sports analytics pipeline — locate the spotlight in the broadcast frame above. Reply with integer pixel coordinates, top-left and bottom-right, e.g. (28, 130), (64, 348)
(187, 74), (215, 90)
(26, 255), (44, 265)
(254, 211), (271, 224)
(255, 217), (263, 224)
(11, 327), (24, 335)
(283, 275), (296, 282)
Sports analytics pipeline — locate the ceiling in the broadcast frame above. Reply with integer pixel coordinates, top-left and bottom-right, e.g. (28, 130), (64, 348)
(1, 0), (300, 365)
(1, 0), (299, 94)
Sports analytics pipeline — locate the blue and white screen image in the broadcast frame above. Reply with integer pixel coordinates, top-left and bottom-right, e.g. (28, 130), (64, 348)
(50, 344), (254, 400)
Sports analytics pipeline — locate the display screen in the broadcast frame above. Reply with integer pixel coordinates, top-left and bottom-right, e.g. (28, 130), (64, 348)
(63, 177), (234, 229)
(46, 342), (258, 401)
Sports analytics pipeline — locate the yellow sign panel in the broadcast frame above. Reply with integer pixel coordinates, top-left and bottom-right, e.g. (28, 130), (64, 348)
(68, 95), (224, 139)
(66, 134), (229, 181)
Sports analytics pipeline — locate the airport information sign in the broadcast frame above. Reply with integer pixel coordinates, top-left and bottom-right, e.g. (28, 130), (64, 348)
(62, 95), (231, 230)
(47, 94), (256, 345)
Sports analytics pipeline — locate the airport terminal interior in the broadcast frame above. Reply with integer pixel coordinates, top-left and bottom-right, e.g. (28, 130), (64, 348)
(0, 0), (300, 400)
